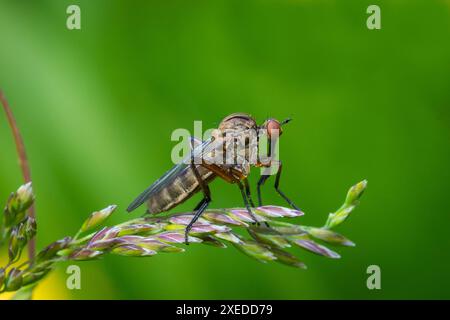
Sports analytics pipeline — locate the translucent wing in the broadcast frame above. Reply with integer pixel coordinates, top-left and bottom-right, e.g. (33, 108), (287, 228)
(126, 137), (212, 212)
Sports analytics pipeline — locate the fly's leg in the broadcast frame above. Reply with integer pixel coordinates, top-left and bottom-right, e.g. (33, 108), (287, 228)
(237, 180), (260, 225)
(185, 196), (210, 244)
(186, 144), (212, 244)
(255, 175), (271, 228)
(244, 177), (269, 226)
(274, 161), (300, 211)
(186, 141), (259, 225)
(257, 174), (270, 206)
(243, 178), (255, 207)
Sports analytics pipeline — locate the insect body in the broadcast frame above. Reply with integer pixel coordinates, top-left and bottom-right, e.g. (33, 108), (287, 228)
(127, 113), (298, 243)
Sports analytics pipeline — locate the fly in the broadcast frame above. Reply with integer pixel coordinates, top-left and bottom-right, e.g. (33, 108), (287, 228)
(127, 113), (299, 243)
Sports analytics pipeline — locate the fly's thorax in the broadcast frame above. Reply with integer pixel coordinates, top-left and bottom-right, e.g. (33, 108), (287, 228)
(218, 113), (257, 132)
(205, 127), (258, 168)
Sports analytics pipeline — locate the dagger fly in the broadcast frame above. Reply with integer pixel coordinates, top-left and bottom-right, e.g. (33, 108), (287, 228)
(127, 113), (299, 243)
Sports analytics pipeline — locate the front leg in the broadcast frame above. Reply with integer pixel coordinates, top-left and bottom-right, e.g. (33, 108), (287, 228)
(237, 180), (260, 225)
(273, 161), (300, 211)
(257, 174), (270, 206)
(243, 177), (255, 207)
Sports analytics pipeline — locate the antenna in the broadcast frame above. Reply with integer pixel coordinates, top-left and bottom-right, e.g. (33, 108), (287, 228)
(280, 118), (292, 126)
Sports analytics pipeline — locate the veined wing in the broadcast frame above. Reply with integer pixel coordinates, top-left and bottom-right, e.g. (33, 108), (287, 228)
(126, 137), (212, 212)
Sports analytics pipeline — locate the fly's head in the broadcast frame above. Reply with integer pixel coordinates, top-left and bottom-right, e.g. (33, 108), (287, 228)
(256, 117), (292, 167)
(259, 117), (291, 144)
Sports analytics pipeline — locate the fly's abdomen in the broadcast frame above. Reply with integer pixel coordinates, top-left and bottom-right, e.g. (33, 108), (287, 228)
(147, 166), (215, 214)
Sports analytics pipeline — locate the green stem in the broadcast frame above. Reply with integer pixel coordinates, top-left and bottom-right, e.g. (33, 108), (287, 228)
(0, 90), (36, 262)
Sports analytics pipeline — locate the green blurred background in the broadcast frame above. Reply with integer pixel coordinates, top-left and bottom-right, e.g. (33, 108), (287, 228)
(1, 0), (449, 299)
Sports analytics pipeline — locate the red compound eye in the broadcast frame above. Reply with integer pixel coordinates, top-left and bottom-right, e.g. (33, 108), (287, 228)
(266, 119), (282, 138)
